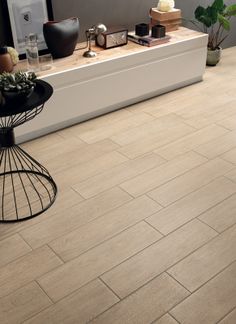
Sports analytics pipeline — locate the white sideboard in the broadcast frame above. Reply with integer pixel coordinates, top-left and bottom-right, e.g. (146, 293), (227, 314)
(15, 27), (208, 143)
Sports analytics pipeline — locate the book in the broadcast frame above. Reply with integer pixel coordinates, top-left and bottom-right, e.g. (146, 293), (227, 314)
(128, 32), (171, 47)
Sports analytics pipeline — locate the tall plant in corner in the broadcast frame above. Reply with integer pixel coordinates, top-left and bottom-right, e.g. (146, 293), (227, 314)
(192, 0), (236, 65)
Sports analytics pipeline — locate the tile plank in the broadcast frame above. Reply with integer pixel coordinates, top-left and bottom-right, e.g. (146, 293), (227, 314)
(49, 196), (162, 261)
(0, 234), (31, 268)
(38, 222), (162, 302)
(146, 177), (236, 235)
(199, 193), (236, 232)
(170, 262), (236, 324)
(90, 274), (188, 324)
(78, 112), (154, 143)
(73, 153), (165, 199)
(101, 219), (217, 298)
(0, 246), (62, 298)
(118, 123), (194, 159)
(168, 224), (236, 292)
(20, 187), (132, 249)
(0, 282), (52, 324)
(155, 125), (228, 160)
(218, 308), (236, 324)
(148, 158), (233, 206)
(23, 280), (118, 324)
(120, 151), (207, 198)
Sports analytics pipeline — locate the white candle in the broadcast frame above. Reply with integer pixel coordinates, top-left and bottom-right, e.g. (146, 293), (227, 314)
(157, 0), (175, 12)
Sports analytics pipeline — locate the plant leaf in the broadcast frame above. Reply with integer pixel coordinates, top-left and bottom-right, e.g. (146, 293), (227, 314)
(195, 6), (213, 27)
(218, 13), (230, 30)
(212, 0), (225, 13)
(225, 4), (236, 16)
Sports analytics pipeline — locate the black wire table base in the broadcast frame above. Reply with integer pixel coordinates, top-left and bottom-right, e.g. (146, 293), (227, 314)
(0, 145), (57, 222)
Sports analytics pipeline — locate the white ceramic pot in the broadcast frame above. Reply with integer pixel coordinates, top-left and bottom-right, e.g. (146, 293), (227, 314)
(207, 47), (222, 66)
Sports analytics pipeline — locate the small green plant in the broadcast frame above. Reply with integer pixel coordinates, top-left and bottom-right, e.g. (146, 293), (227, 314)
(0, 71), (37, 93)
(191, 0), (236, 50)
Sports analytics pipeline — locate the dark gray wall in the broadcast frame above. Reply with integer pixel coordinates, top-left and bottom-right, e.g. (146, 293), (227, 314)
(51, 0), (157, 42)
(175, 0), (236, 48)
(0, 0), (236, 48)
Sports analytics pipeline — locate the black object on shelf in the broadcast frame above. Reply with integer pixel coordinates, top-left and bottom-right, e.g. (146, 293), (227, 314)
(151, 24), (166, 38)
(43, 17), (79, 59)
(0, 80), (57, 222)
(135, 23), (149, 37)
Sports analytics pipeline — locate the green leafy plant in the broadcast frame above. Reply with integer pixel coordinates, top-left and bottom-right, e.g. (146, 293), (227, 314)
(0, 71), (37, 93)
(191, 0), (236, 50)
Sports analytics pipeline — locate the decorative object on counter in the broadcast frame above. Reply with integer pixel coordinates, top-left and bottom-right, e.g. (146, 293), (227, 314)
(190, 0), (236, 66)
(96, 27), (128, 49)
(25, 33), (40, 72)
(0, 71), (37, 105)
(157, 0), (175, 12)
(7, 47), (19, 65)
(152, 24), (166, 38)
(128, 31), (170, 47)
(135, 23), (149, 36)
(83, 23), (107, 58)
(0, 47), (14, 73)
(150, 7), (182, 32)
(4, 0), (54, 57)
(43, 17), (79, 59)
(39, 53), (53, 71)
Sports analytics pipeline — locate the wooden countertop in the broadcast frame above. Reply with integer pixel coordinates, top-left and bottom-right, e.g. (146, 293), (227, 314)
(15, 27), (207, 78)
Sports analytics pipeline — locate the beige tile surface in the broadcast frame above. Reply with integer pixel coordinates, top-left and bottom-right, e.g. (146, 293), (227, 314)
(49, 195), (162, 261)
(217, 114), (236, 130)
(120, 151), (207, 197)
(54, 151), (128, 187)
(195, 130), (236, 159)
(0, 246), (62, 298)
(101, 219), (217, 298)
(155, 124), (228, 160)
(58, 108), (134, 138)
(170, 262), (236, 324)
(221, 147), (236, 164)
(1, 45), (236, 324)
(73, 153), (165, 198)
(152, 314), (179, 324)
(0, 234), (31, 268)
(168, 224), (236, 292)
(23, 280), (119, 324)
(0, 188), (84, 242)
(118, 122), (194, 159)
(78, 112), (154, 143)
(182, 100), (236, 129)
(146, 177), (236, 235)
(45, 139), (120, 174)
(38, 222), (162, 302)
(20, 187), (132, 249)
(148, 158), (233, 206)
(199, 193), (236, 232)
(91, 273), (189, 324)
(0, 282), (52, 324)
(218, 308), (236, 324)
(111, 114), (189, 146)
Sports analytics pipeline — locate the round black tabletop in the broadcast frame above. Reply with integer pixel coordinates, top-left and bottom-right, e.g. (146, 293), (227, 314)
(0, 80), (53, 118)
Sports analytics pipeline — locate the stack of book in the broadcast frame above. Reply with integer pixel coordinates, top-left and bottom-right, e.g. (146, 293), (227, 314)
(128, 31), (170, 47)
(150, 8), (182, 32)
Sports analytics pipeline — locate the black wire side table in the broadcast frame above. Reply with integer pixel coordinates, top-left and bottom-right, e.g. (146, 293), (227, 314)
(0, 80), (57, 222)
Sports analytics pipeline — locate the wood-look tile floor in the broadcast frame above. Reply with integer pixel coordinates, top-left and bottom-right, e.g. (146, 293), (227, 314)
(1, 47), (236, 324)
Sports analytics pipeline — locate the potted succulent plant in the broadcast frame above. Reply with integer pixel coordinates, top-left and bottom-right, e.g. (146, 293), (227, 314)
(191, 0), (236, 65)
(0, 71), (37, 105)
